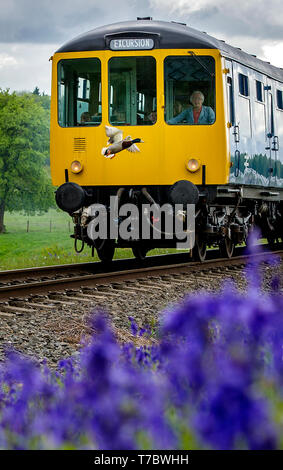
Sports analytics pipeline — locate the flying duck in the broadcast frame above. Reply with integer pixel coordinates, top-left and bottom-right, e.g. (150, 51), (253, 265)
(101, 125), (144, 158)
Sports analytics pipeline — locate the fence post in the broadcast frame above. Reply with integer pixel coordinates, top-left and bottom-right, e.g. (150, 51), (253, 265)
(27, 220), (29, 232)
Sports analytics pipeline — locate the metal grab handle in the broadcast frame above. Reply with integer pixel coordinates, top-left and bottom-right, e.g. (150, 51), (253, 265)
(272, 135), (279, 151)
(234, 149), (240, 177)
(233, 125), (240, 143)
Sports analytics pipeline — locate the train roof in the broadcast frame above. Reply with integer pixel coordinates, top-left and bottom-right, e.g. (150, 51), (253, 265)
(56, 19), (283, 82)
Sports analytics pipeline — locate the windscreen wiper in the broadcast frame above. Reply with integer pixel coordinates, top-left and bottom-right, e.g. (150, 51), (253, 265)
(187, 51), (215, 79)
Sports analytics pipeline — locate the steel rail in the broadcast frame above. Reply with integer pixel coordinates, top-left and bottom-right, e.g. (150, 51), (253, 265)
(0, 247), (282, 300)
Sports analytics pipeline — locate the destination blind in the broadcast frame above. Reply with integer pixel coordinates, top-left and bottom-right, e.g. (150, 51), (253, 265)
(110, 38), (154, 50)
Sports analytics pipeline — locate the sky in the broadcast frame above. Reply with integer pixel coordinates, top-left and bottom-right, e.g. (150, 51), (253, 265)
(0, 0), (282, 94)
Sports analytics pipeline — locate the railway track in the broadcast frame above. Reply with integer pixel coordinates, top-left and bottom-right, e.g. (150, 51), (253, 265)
(0, 244), (282, 366)
(0, 244), (282, 300)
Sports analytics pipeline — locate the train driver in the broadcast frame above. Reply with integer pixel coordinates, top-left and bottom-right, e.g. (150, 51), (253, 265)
(167, 91), (215, 125)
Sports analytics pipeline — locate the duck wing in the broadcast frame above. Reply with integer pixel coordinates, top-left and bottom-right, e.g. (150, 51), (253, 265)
(123, 136), (141, 153)
(126, 144), (140, 153)
(105, 125), (123, 144)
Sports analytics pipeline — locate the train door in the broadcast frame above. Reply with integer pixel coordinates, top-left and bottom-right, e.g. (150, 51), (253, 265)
(107, 55), (160, 184)
(224, 60), (239, 182)
(252, 74), (267, 183)
(265, 80), (279, 186)
(274, 86), (283, 185)
(234, 64), (253, 183)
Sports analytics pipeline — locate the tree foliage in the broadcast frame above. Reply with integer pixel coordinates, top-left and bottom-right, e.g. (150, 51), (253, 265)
(0, 89), (55, 233)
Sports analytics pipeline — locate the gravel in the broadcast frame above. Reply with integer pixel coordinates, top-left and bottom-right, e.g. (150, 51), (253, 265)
(0, 262), (282, 367)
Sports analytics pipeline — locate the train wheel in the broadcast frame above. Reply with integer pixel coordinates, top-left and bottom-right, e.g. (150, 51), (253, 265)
(132, 244), (147, 261)
(192, 236), (207, 262)
(96, 240), (115, 263)
(219, 238), (234, 258)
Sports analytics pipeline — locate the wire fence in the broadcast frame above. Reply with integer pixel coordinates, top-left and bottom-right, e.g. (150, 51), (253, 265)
(24, 219), (72, 233)
(5, 213), (73, 234)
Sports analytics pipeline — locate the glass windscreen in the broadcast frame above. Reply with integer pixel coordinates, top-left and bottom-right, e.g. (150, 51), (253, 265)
(109, 56), (157, 125)
(164, 55), (215, 125)
(58, 58), (101, 127)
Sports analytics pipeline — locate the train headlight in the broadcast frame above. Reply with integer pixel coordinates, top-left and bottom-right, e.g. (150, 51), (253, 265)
(71, 160), (83, 174)
(186, 158), (200, 173)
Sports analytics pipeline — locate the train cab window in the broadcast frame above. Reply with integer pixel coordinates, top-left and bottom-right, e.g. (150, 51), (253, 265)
(256, 80), (264, 102)
(58, 58), (102, 127)
(164, 55), (215, 125)
(238, 73), (249, 97)
(277, 89), (283, 110)
(108, 57), (156, 125)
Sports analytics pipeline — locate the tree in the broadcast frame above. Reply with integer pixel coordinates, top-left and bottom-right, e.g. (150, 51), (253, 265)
(32, 86), (40, 95)
(0, 89), (55, 233)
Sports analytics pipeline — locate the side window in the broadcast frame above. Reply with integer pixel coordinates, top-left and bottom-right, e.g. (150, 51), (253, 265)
(58, 58), (101, 127)
(270, 94), (275, 136)
(238, 73), (249, 97)
(108, 56), (156, 125)
(164, 55), (215, 125)
(256, 80), (264, 102)
(277, 89), (283, 110)
(227, 76), (235, 125)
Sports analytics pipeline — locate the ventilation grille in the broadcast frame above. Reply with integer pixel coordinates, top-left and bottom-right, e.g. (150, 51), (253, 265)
(73, 137), (86, 152)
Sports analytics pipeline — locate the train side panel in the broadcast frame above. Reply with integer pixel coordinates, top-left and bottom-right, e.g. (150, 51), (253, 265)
(225, 58), (283, 187)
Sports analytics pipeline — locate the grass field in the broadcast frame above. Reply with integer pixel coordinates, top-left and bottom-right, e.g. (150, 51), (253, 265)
(0, 209), (182, 270)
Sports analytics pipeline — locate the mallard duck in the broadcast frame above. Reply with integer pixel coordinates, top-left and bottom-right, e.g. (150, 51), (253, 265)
(101, 125), (144, 158)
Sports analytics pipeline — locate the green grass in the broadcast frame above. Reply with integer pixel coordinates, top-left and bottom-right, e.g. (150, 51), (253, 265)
(2, 209), (267, 272)
(0, 209), (183, 271)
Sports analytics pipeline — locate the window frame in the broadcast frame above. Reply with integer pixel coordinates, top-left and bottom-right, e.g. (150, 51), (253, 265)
(276, 89), (283, 111)
(255, 80), (264, 103)
(227, 76), (235, 126)
(108, 55), (157, 126)
(57, 57), (102, 128)
(163, 54), (216, 126)
(238, 73), (249, 97)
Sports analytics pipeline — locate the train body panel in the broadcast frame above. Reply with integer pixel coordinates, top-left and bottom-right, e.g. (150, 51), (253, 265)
(50, 48), (229, 187)
(225, 59), (283, 187)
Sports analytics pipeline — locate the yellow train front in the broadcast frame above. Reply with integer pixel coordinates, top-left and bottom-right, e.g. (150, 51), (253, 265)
(50, 18), (283, 261)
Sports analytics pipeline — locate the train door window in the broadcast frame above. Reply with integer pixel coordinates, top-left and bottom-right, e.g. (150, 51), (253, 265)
(227, 76), (235, 125)
(58, 58), (101, 127)
(238, 73), (249, 97)
(256, 80), (264, 102)
(164, 55), (215, 125)
(269, 94), (275, 136)
(108, 57), (156, 125)
(277, 89), (283, 110)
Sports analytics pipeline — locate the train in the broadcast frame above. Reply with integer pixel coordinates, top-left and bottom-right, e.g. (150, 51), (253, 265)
(50, 18), (283, 262)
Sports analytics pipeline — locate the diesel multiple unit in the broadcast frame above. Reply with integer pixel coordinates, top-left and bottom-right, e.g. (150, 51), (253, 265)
(50, 18), (283, 261)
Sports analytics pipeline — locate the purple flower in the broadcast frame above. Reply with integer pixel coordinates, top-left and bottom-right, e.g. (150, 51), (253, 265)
(128, 316), (138, 336)
(0, 254), (282, 450)
(193, 384), (277, 449)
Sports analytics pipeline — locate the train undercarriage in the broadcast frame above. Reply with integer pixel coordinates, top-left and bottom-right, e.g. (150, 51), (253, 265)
(56, 181), (283, 263)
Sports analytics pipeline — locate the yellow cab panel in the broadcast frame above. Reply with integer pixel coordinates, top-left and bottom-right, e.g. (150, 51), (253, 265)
(50, 48), (229, 187)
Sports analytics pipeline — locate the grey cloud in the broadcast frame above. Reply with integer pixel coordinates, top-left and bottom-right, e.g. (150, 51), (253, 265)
(187, 4), (283, 42)
(0, 0), (153, 44)
(0, 0), (104, 43)
(2, 0), (283, 45)
(147, 0), (283, 42)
